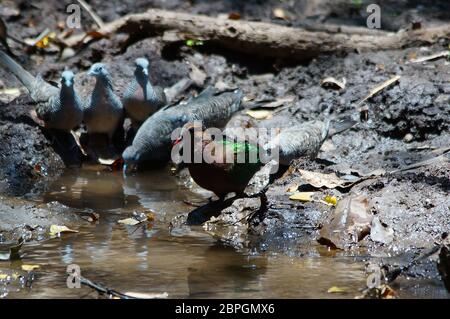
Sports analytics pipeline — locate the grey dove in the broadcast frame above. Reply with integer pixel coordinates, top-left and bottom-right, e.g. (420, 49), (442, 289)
(264, 120), (330, 166)
(122, 57), (167, 126)
(84, 63), (123, 139)
(0, 50), (83, 131)
(122, 87), (244, 168)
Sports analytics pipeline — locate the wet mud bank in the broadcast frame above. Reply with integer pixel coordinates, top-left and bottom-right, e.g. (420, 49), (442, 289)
(0, 0), (449, 298)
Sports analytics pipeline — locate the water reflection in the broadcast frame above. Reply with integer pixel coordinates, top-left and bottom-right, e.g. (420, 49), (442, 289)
(43, 167), (130, 210)
(187, 243), (267, 298)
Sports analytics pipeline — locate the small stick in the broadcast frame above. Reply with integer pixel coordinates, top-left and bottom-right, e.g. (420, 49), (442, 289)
(80, 276), (137, 299)
(76, 0), (105, 29)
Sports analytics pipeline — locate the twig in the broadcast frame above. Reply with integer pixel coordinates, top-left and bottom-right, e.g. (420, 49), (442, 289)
(80, 276), (137, 299)
(76, 0), (105, 29)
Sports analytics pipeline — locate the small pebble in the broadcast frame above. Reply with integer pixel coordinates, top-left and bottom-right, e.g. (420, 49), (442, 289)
(403, 133), (413, 143)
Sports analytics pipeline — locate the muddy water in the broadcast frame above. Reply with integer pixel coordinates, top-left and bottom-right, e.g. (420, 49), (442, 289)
(2, 167), (445, 298)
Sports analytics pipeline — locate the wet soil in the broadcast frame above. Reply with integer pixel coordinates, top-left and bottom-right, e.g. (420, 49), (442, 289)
(0, 0), (449, 298)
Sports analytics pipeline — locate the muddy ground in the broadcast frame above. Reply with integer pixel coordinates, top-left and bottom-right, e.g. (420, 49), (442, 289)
(0, 0), (449, 297)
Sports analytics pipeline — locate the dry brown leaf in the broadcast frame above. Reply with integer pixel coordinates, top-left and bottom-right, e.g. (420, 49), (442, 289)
(298, 169), (347, 189)
(318, 194), (373, 249)
(262, 95), (295, 108)
(321, 77), (346, 90)
(49, 225), (78, 236)
(246, 109), (272, 120)
(85, 30), (106, 40)
(228, 12), (241, 20)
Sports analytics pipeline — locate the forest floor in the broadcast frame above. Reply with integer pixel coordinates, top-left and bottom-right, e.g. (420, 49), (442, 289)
(0, 0), (449, 298)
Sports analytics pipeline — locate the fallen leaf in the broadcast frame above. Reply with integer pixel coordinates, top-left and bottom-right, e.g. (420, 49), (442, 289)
(146, 212), (156, 222)
(35, 35), (50, 48)
(21, 264), (40, 272)
(273, 8), (289, 20)
(327, 286), (346, 293)
(49, 225), (78, 236)
(246, 109), (272, 120)
(228, 12), (241, 20)
(358, 284), (396, 299)
(409, 51), (449, 63)
(324, 195), (338, 206)
(261, 95), (295, 109)
(289, 192), (315, 202)
(380, 284), (396, 299)
(318, 194), (373, 249)
(75, 30), (107, 46)
(370, 217), (394, 244)
(321, 77), (346, 90)
(118, 217), (143, 226)
(0, 87), (21, 103)
(298, 169), (348, 189)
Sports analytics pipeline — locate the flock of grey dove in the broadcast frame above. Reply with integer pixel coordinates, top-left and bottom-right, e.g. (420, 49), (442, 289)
(0, 48), (333, 172)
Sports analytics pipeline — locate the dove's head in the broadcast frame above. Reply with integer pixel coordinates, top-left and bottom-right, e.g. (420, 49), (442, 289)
(134, 57), (149, 78)
(61, 70), (75, 87)
(88, 63), (109, 78)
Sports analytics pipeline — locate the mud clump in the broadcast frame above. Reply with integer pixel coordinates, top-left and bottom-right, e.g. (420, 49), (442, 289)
(0, 120), (64, 196)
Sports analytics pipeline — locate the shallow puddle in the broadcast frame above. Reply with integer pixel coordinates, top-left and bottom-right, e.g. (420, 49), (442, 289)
(1, 167), (448, 298)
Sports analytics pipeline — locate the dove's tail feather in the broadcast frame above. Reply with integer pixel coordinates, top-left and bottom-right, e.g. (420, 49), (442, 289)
(0, 49), (35, 92)
(329, 116), (357, 136)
